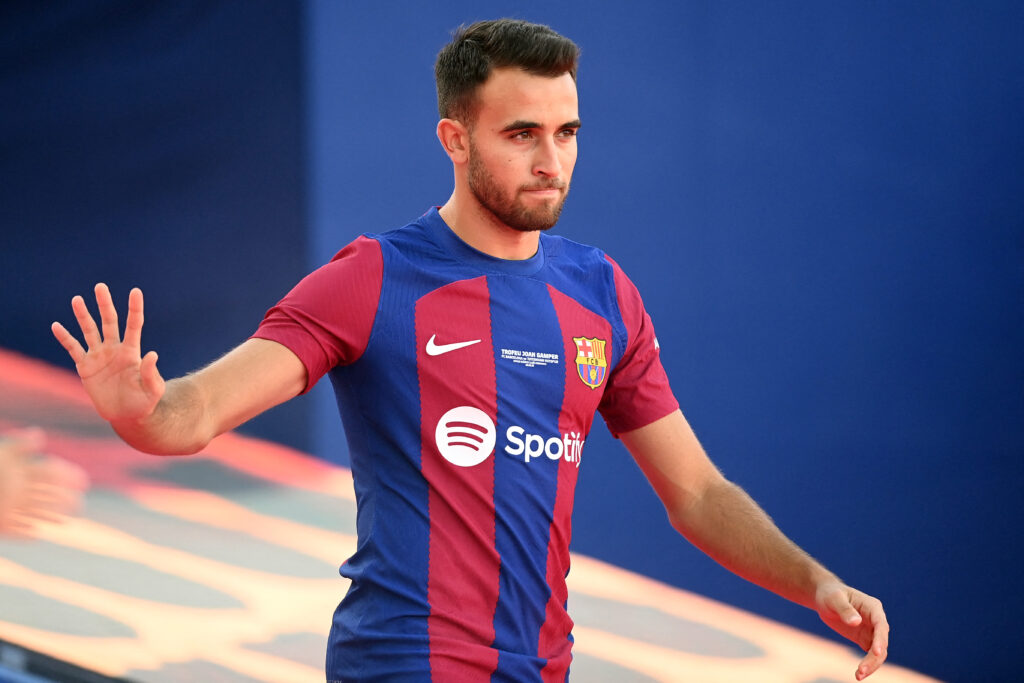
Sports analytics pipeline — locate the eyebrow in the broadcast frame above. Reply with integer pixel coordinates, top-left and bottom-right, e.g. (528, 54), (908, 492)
(500, 119), (582, 133)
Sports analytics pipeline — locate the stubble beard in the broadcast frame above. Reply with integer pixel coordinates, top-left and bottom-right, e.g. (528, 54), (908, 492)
(467, 142), (569, 233)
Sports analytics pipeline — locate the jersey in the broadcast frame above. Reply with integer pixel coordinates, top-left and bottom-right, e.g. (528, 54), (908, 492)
(253, 207), (678, 682)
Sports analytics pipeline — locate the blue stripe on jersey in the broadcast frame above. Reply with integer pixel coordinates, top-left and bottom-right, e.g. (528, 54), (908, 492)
(487, 274), (567, 682)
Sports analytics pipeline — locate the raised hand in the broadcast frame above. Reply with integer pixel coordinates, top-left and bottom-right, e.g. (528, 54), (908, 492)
(816, 581), (889, 680)
(51, 283), (165, 423)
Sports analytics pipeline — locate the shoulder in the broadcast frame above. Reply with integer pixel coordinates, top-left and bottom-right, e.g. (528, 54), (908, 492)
(541, 233), (644, 301)
(541, 233), (615, 274)
(327, 234), (382, 264)
(320, 221), (431, 278)
(355, 215), (448, 268)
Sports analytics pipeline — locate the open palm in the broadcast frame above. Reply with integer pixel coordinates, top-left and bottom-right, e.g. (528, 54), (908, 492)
(51, 283), (165, 422)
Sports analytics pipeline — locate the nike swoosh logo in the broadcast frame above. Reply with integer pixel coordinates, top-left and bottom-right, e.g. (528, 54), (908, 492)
(426, 334), (482, 356)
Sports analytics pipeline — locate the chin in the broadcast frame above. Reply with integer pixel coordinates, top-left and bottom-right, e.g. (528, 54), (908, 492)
(508, 213), (560, 233)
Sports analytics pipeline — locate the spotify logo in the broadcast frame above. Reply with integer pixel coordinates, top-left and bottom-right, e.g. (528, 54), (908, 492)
(434, 406), (496, 467)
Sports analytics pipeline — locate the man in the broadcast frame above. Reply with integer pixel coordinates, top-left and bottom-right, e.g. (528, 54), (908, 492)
(51, 18), (888, 682)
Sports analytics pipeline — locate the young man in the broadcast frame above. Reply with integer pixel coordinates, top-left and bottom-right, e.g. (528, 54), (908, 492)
(52, 19), (888, 682)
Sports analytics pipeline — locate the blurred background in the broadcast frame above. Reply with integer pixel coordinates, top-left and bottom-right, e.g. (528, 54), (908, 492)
(2, 2), (1021, 681)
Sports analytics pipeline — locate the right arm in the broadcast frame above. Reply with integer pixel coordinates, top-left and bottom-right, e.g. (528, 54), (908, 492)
(52, 283), (306, 455)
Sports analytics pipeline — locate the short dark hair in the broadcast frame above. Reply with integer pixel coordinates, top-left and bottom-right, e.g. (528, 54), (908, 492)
(435, 18), (580, 123)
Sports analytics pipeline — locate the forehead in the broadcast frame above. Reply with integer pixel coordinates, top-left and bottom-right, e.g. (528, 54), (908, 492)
(473, 67), (579, 129)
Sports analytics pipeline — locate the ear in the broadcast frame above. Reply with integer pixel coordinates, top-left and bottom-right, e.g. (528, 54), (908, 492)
(436, 118), (469, 164)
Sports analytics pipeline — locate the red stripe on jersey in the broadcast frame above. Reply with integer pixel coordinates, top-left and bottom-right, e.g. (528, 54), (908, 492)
(539, 285), (615, 679)
(599, 255), (678, 436)
(416, 276), (500, 681)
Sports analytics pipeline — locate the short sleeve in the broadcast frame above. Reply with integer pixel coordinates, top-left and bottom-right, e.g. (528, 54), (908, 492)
(598, 256), (679, 436)
(251, 235), (383, 393)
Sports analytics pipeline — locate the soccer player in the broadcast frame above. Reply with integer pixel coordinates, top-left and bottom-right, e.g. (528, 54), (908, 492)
(51, 18), (888, 682)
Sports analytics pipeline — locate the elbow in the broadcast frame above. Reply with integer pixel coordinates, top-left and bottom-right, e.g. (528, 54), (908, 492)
(666, 504), (698, 538)
(148, 440), (211, 457)
(662, 487), (703, 537)
(110, 419), (216, 457)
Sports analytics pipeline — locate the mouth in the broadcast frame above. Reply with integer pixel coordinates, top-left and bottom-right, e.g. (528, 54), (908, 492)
(521, 184), (564, 198)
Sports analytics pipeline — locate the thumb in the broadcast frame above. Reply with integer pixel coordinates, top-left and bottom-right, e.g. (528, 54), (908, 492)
(825, 589), (862, 626)
(140, 351), (166, 398)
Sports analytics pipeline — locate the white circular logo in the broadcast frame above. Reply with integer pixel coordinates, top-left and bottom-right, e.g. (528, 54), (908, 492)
(434, 406), (496, 467)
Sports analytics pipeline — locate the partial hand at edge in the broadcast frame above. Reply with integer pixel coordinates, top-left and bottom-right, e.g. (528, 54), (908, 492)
(0, 428), (90, 538)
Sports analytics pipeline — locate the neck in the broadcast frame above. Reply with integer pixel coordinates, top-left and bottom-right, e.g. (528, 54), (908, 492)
(438, 191), (541, 261)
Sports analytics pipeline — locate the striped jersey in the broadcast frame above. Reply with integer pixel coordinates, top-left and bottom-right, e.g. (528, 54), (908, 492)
(254, 207), (678, 682)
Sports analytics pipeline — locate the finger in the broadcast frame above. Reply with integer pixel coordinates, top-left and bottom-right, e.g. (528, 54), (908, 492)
(29, 487), (82, 516)
(0, 518), (37, 539)
(868, 609), (889, 658)
(94, 282), (121, 344)
(23, 484), (83, 519)
(51, 321), (88, 365)
(19, 500), (73, 523)
(71, 294), (102, 349)
(140, 350), (165, 398)
(854, 604), (889, 680)
(123, 287), (145, 349)
(856, 644), (888, 680)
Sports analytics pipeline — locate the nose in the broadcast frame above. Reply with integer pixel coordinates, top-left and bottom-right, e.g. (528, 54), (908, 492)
(532, 136), (562, 178)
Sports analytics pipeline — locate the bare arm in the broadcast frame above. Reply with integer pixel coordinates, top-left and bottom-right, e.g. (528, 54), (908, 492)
(109, 337), (306, 454)
(621, 410), (889, 681)
(52, 283), (306, 455)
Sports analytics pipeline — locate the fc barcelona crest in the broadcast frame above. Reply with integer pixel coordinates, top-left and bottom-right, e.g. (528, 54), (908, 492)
(573, 336), (608, 390)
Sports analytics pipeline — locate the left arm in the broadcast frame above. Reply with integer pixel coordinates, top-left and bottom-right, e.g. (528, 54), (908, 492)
(620, 409), (889, 681)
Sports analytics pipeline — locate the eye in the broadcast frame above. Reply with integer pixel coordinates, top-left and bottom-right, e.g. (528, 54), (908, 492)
(510, 130), (533, 140)
(557, 128), (579, 138)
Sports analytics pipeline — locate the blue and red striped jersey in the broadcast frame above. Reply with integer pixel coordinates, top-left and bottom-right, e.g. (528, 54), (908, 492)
(254, 207), (678, 682)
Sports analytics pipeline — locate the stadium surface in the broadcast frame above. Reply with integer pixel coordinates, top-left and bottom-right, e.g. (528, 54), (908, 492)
(0, 349), (936, 682)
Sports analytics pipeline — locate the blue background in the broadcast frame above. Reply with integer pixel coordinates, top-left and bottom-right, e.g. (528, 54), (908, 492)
(2, 2), (1021, 681)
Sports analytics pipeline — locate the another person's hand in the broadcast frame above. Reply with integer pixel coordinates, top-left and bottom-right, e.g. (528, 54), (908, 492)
(52, 283), (165, 423)
(815, 580), (889, 680)
(0, 429), (89, 538)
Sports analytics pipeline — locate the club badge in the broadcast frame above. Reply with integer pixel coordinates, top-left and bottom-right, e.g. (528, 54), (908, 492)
(573, 336), (608, 390)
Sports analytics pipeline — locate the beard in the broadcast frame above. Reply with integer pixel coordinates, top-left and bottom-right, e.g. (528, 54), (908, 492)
(467, 142), (569, 233)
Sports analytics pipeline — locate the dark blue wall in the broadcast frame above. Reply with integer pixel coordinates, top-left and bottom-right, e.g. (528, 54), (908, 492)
(2, 2), (1021, 680)
(0, 0), (313, 447)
